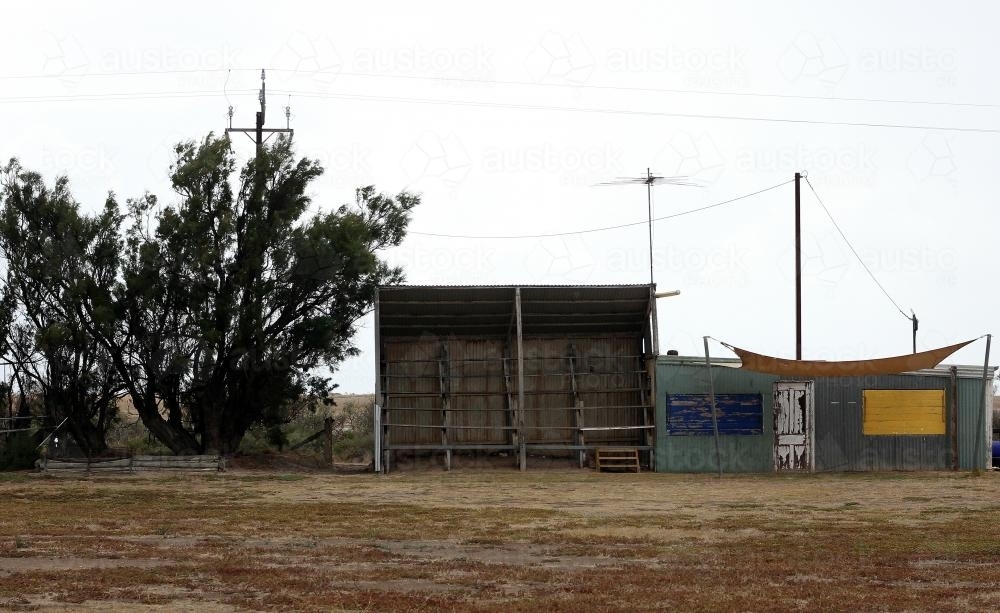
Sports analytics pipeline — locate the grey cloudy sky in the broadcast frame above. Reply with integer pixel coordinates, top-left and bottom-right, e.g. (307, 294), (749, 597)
(2, 1), (996, 392)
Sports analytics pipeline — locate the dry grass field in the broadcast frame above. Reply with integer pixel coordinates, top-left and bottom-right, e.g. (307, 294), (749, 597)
(1, 468), (999, 611)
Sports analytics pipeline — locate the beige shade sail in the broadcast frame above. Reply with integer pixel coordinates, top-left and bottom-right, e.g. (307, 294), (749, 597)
(719, 339), (975, 377)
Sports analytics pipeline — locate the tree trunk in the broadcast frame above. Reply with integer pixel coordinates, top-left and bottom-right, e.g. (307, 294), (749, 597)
(221, 422), (251, 456)
(200, 404), (251, 456)
(136, 409), (201, 455)
(65, 418), (109, 457)
(109, 356), (201, 455)
(132, 389), (201, 455)
(43, 394), (109, 457)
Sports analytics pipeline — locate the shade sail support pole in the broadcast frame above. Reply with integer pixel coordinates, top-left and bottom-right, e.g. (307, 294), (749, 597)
(516, 287), (526, 471)
(976, 334), (992, 470)
(703, 336), (723, 478)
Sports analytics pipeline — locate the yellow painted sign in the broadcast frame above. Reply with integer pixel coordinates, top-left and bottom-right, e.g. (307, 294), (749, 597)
(862, 390), (946, 435)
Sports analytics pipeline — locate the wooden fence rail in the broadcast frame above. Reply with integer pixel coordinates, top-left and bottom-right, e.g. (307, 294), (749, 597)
(40, 455), (225, 474)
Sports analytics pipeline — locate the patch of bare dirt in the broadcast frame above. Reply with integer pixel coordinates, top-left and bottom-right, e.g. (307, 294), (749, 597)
(0, 557), (173, 572)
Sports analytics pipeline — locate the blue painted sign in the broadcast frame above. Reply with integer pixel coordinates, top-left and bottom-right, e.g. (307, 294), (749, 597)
(667, 393), (763, 435)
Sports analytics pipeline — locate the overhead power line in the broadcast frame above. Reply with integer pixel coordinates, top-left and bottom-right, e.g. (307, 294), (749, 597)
(409, 179), (792, 239)
(0, 89), (258, 104)
(273, 89), (1000, 135)
(334, 70), (1000, 111)
(1, 81), (998, 134)
(2, 66), (997, 110)
(804, 176), (911, 321)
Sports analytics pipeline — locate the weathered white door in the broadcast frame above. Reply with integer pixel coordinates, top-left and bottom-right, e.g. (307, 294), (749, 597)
(773, 381), (814, 472)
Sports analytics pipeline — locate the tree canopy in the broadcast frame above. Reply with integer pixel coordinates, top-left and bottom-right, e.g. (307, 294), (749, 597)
(0, 134), (417, 454)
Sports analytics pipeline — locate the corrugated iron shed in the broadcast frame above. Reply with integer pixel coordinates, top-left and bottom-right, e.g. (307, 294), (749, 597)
(375, 284), (658, 472)
(656, 354), (996, 472)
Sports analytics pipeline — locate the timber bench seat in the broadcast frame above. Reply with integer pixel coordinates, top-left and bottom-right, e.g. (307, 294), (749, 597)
(595, 447), (640, 473)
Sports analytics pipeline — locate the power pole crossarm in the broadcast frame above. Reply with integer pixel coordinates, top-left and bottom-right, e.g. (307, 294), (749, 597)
(226, 68), (293, 146)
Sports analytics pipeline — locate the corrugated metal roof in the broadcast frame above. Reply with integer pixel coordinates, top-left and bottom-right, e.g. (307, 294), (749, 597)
(382, 284), (653, 289)
(901, 364), (996, 380)
(378, 284), (653, 338)
(659, 355), (742, 367)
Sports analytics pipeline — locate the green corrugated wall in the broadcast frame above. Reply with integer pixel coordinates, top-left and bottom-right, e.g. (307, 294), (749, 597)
(657, 358), (994, 472)
(957, 377), (991, 470)
(656, 361), (777, 473)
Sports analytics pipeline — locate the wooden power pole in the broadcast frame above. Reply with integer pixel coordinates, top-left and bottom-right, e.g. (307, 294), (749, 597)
(794, 171), (802, 361)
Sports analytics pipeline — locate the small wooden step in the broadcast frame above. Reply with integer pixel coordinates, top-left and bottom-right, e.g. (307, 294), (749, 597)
(595, 447), (640, 473)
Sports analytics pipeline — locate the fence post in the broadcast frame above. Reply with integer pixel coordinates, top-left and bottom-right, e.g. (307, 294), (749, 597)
(324, 417), (334, 466)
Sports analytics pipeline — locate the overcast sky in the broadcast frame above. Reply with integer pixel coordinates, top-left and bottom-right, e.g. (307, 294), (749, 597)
(2, 1), (996, 392)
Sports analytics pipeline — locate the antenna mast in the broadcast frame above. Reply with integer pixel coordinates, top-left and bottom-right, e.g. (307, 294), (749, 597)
(596, 171), (701, 286)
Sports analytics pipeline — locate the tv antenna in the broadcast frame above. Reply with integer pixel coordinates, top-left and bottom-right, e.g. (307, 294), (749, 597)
(597, 169), (701, 284)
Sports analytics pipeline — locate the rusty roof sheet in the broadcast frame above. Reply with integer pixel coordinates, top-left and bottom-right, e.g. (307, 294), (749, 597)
(377, 284), (653, 338)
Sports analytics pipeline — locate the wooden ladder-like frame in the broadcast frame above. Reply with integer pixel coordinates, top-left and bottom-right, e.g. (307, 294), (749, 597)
(595, 447), (640, 473)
